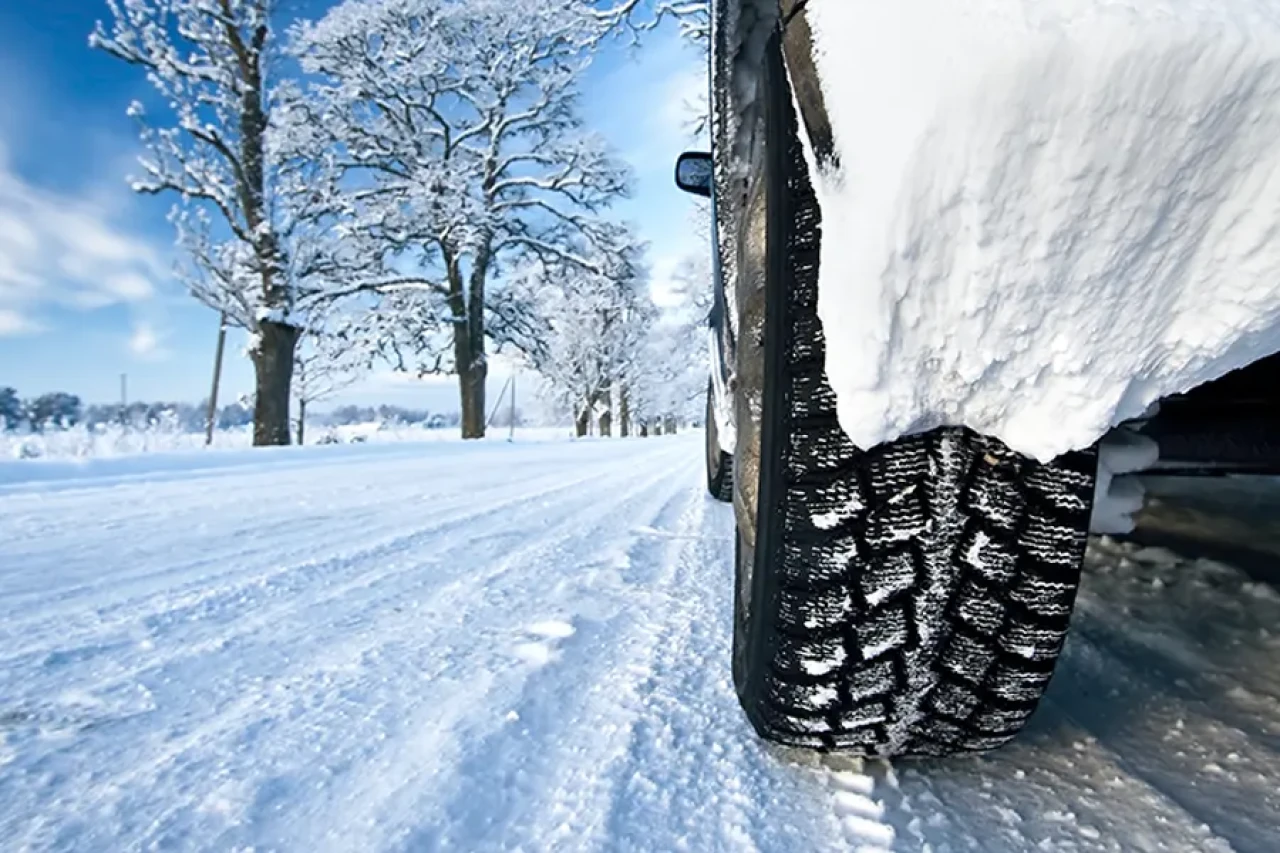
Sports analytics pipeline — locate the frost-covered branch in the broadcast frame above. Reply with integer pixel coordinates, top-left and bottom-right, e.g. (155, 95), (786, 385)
(595, 0), (710, 46)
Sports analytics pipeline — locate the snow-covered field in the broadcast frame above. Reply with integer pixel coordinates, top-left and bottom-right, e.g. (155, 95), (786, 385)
(0, 424), (574, 464)
(2, 435), (1279, 851)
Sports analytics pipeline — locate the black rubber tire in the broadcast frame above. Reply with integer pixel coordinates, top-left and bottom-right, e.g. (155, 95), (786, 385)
(730, 34), (1099, 757)
(706, 380), (734, 502)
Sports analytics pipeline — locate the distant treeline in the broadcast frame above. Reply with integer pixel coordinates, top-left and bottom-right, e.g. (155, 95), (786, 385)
(0, 387), (462, 433)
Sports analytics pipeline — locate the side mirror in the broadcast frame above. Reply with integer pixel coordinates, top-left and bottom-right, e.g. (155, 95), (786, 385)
(675, 151), (713, 197)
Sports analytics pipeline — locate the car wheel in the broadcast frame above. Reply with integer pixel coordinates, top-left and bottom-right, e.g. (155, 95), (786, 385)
(728, 31), (1099, 757)
(706, 379), (734, 502)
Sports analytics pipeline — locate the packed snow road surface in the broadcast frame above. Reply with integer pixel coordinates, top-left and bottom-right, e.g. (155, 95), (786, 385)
(2, 436), (1278, 851)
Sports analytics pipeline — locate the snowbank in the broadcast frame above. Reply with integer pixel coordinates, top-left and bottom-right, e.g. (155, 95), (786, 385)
(0, 424), (252, 460)
(805, 1), (1280, 461)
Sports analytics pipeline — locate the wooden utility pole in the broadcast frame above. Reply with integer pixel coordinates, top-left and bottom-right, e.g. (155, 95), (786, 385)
(205, 312), (228, 446)
(486, 375), (512, 429)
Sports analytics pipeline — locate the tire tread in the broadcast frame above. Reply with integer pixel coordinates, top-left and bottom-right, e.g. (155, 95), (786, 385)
(736, 38), (1097, 757)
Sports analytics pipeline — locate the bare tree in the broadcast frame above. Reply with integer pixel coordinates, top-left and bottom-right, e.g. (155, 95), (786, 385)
(91, 0), (328, 446)
(287, 0), (639, 438)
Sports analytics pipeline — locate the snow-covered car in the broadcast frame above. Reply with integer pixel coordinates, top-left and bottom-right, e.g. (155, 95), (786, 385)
(676, 0), (1280, 757)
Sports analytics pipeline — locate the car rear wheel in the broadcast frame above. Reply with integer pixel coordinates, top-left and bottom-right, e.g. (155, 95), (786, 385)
(728, 31), (1099, 757)
(706, 380), (734, 502)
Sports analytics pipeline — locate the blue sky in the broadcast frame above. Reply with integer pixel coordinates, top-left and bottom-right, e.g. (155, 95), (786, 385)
(0, 1), (707, 411)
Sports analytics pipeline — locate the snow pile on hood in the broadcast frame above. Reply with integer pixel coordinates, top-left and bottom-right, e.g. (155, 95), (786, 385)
(804, 1), (1280, 462)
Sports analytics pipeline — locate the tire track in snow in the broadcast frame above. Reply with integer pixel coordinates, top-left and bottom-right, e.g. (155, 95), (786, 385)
(0, 442), (623, 599)
(557, 490), (880, 853)
(280, 460), (708, 852)
(456, 478), (902, 853)
(0, 446), (624, 608)
(873, 612), (1257, 851)
(0, 442), (445, 498)
(1069, 609), (1280, 754)
(1043, 624), (1280, 853)
(410, 483), (718, 853)
(818, 756), (895, 853)
(0, 445), (669, 667)
(0, 463), (620, 715)
(571, 490), (899, 853)
(581, 494), (899, 853)
(882, 711), (1238, 853)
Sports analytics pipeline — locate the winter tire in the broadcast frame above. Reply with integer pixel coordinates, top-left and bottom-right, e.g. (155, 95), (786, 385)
(728, 31), (1099, 757)
(706, 380), (734, 502)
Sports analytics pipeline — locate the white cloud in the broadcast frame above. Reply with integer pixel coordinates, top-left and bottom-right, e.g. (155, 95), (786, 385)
(0, 307), (42, 337)
(0, 142), (165, 334)
(128, 321), (165, 359)
(106, 272), (156, 301)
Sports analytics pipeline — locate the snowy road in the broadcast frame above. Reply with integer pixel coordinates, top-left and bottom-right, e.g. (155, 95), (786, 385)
(2, 436), (1279, 851)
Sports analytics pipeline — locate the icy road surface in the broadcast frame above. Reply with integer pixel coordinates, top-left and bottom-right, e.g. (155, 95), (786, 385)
(2, 436), (1279, 852)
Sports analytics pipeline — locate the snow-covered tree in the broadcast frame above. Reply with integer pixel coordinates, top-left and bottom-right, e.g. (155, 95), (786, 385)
(669, 201), (715, 320)
(514, 252), (655, 437)
(632, 317), (706, 428)
(91, 0), (328, 446)
(286, 0), (638, 438)
(291, 320), (364, 446)
(0, 387), (20, 431)
(27, 393), (84, 432)
(596, 0), (710, 46)
(522, 196), (711, 438)
(625, 203), (714, 433)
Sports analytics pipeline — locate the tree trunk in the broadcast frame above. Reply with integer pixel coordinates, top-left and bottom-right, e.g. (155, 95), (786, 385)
(296, 397), (307, 446)
(445, 240), (490, 441)
(459, 365), (487, 439)
(575, 405), (591, 438)
(241, 33), (297, 450)
(252, 319), (300, 446)
(599, 408), (612, 438)
(619, 385), (631, 437)
(665, 415), (678, 435)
